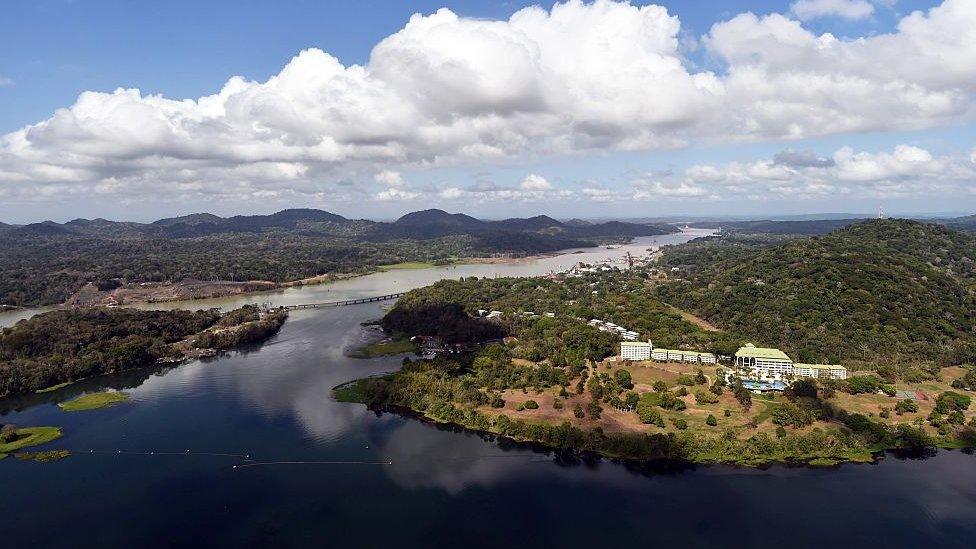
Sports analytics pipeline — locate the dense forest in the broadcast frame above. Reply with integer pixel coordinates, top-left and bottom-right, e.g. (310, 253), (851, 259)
(0, 208), (676, 307)
(0, 305), (286, 396)
(656, 219), (976, 372)
(381, 274), (741, 361)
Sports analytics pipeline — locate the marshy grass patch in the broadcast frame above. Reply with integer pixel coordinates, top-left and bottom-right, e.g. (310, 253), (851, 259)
(58, 391), (129, 412)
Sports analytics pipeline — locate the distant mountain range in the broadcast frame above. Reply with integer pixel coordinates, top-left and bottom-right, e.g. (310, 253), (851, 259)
(0, 209), (679, 307)
(0, 208), (677, 241)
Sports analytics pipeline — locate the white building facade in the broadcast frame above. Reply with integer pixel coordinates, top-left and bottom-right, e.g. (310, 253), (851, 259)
(620, 341), (653, 361)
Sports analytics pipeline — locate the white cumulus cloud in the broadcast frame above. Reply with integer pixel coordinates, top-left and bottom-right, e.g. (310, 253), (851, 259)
(520, 174), (553, 191)
(373, 170), (405, 187)
(1, 0), (975, 208)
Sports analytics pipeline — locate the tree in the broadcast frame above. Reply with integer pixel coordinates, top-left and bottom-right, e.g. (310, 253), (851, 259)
(573, 403), (585, 419)
(733, 384), (752, 409)
(524, 400), (539, 410)
(586, 400), (602, 420)
(637, 400), (663, 425)
(695, 369), (707, 385)
(787, 379), (818, 400)
(706, 414), (718, 426)
(936, 391), (972, 414)
(587, 376), (604, 400)
(613, 369), (634, 390)
(695, 389), (719, 405)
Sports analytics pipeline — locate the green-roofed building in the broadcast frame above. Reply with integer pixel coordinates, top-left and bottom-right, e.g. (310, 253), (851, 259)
(735, 343), (794, 380)
(733, 344), (849, 383)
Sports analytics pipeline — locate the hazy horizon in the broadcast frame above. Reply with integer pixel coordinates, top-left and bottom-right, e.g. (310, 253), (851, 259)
(2, 206), (972, 226)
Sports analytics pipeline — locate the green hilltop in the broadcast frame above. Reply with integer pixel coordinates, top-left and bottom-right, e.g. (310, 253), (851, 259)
(656, 218), (976, 373)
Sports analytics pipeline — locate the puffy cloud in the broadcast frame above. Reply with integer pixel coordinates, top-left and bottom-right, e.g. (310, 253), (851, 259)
(435, 175), (572, 202)
(374, 170), (405, 187)
(632, 178), (710, 199)
(2, 0), (976, 207)
(704, 0), (976, 139)
(790, 0), (875, 21)
(374, 187), (420, 201)
(680, 144), (976, 199)
(0, 76), (13, 87)
(519, 174), (553, 191)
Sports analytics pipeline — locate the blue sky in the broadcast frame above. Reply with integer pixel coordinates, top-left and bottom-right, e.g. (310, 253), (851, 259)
(1, 0), (974, 222)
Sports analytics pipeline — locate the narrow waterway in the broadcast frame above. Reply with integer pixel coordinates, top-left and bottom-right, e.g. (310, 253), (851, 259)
(2, 230), (975, 548)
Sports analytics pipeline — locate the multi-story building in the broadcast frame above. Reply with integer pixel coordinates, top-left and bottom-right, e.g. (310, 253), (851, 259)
(794, 363), (848, 380)
(699, 352), (717, 364)
(734, 344), (794, 380)
(734, 344), (848, 381)
(620, 341), (653, 361)
(651, 349), (669, 361)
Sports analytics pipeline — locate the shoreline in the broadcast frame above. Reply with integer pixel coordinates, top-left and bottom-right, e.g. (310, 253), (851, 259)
(334, 390), (892, 468)
(12, 253), (566, 312)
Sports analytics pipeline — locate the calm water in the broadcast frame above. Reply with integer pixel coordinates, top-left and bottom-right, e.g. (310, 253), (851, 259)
(3, 230), (976, 548)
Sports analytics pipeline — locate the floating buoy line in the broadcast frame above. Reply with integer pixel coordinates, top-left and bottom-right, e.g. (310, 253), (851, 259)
(74, 448), (552, 468)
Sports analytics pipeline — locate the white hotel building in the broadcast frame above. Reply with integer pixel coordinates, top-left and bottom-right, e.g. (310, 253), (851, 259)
(620, 341), (653, 361)
(734, 344), (848, 381)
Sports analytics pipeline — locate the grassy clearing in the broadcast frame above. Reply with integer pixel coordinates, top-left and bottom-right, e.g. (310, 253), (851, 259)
(666, 304), (722, 332)
(36, 382), (72, 393)
(333, 379), (371, 403)
(58, 391), (129, 412)
(349, 338), (418, 359)
(0, 426), (63, 454)
(377, 262), (437, 271)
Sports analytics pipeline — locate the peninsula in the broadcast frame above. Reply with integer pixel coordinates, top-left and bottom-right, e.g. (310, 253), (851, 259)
(337, 219), (976, 466)
(0, 305), (287, 397)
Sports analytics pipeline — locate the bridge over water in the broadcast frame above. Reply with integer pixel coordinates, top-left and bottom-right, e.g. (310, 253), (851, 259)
(280, 292), (405, 310)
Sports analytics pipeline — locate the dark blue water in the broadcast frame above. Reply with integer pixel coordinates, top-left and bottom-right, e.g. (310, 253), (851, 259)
(3, 303), (976, 548)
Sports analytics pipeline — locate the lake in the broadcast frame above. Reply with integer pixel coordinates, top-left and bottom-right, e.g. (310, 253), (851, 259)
(2, 230), (975, 548)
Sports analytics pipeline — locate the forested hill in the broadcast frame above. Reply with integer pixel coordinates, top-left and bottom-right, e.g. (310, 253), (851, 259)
(0, 209), (677, 307)
(656, 219), (976, 369)
(1, 208), (676, 241)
